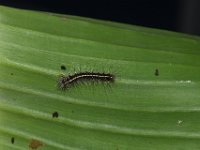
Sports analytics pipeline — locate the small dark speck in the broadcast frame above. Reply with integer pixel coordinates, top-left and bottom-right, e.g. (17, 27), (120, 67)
(52, 112), (59, 118)
(11, 137), (14, 144)
(71, 110), (74, 113)
(10, 73), (14, 75)
(154, 69), (159, 76)
(60, 65), (66, 70)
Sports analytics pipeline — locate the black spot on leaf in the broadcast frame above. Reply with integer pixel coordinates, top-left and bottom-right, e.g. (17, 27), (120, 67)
(52, 112), (59, 118)
(60, 65), (66, 70)
(154, 69), (159, 76)
(11, 137), (14, 144)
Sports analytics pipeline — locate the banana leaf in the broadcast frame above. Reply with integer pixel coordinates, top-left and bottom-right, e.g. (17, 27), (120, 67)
(0, 5), (200, 150)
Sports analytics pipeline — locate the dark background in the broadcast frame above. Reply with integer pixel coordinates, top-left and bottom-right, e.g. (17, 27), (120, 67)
(0, 0), (200, 36)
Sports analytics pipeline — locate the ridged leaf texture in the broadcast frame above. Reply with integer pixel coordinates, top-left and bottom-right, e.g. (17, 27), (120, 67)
(0, 6), (200, 150)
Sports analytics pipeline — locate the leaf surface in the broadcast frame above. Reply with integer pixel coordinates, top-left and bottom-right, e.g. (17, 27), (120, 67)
(0, 5), (200, 150)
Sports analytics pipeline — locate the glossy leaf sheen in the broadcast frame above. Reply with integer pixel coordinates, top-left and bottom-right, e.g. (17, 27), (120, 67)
(0, 6), (200, 150)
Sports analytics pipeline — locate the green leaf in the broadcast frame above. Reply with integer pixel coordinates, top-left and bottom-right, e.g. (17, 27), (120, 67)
(1, 5), (200, 150)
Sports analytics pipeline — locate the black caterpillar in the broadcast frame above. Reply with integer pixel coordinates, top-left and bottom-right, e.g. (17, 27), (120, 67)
(59, 72), (115, 89)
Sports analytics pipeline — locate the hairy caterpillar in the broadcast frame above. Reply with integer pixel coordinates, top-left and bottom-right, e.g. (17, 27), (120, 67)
(58, 72), (115, 89)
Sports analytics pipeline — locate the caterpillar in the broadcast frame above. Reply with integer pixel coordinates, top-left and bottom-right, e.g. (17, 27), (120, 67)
(58, 72), (115, 89)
